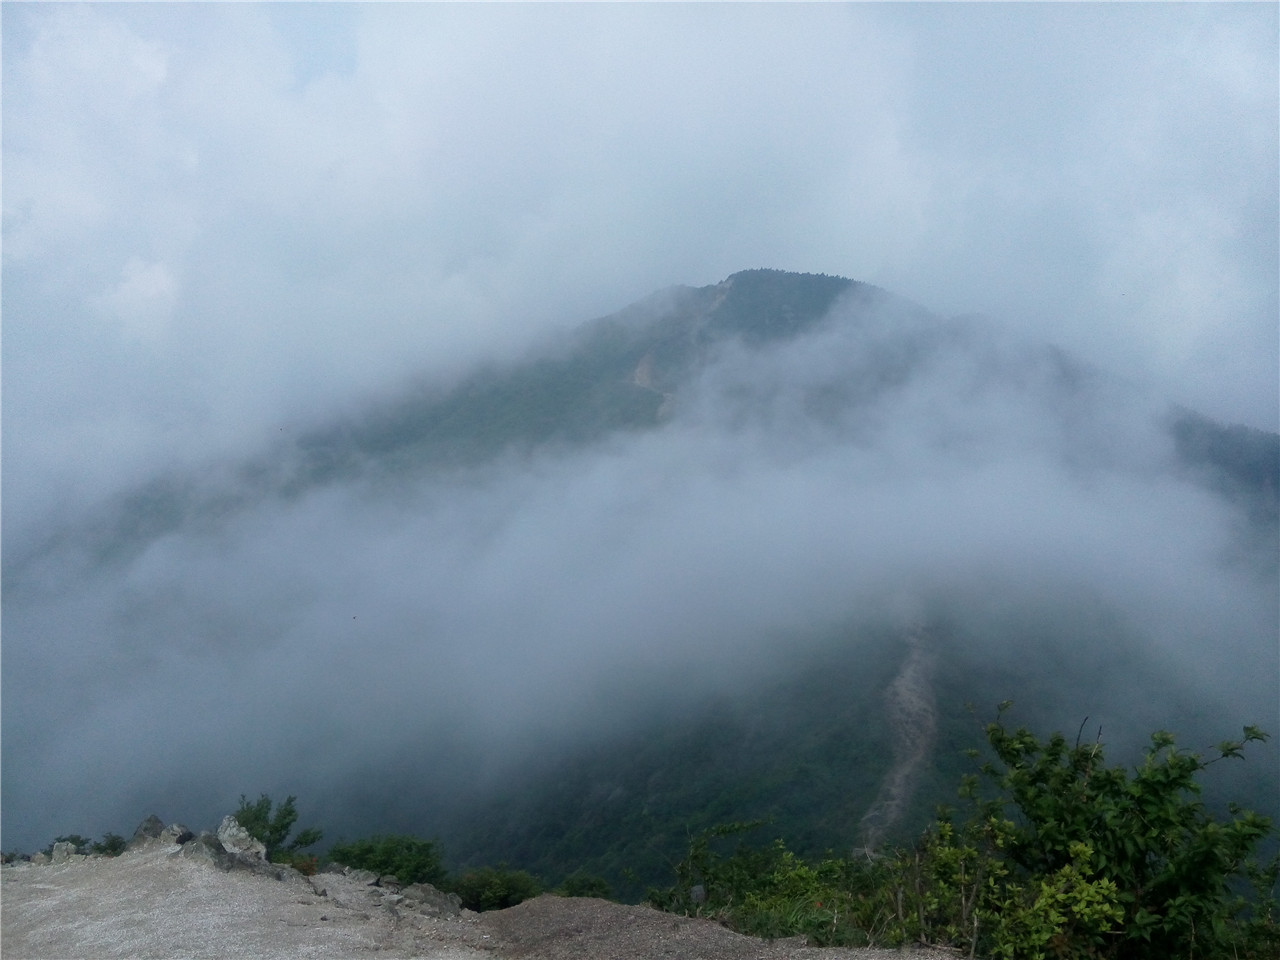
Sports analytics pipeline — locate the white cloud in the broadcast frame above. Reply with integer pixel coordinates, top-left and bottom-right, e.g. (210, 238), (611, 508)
(93, 257), (180, 343)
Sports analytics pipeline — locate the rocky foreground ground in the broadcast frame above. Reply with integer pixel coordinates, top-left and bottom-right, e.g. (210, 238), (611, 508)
(1, 841), (963, 960)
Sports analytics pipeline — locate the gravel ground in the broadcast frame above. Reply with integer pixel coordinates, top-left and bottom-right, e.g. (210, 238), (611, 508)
(481, 895), (965, 960)
(1, 847), (964, 960)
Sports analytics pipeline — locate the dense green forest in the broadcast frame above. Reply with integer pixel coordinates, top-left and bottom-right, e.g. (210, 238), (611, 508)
(436, 615), (1277, 903)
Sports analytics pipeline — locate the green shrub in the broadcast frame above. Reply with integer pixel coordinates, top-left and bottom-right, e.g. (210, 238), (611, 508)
(327, 834), (447, 886)
(648, 710), (1276, 959)
(453, 865), (542, 911)
(233, 793), (322, 862)
(647, 822), (886, 946)
(90, 833), (127, 857)
(558, 871), (613, 899)
(970, 708), (1273, 959)
(32, 833), (126, 859)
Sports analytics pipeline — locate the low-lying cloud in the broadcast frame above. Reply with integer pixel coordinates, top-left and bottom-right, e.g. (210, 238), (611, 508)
(4, 2), (1276, 851)
(3, 287), (1274, 850)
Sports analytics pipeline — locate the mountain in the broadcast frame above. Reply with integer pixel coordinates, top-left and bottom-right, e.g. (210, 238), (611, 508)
(3, 270), (1275, 890)
(12, 269), (1270, 579)
(269, 268), (1272, 895)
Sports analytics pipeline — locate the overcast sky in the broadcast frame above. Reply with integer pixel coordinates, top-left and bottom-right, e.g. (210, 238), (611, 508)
(5, 3), (1277, 513)
(3, 3), (1277, 852)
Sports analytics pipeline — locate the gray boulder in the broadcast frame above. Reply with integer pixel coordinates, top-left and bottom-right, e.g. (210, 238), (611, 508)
(50, 841), (77, 863)
(126, 814), (166, 851)
(401, 882), (463, 917)
(344, 867), (379, 886)
(160, 823), (194, 846)
(216, 816), (266, 861)
(176, 832), (237, 871)
(177, 831), (289, 881)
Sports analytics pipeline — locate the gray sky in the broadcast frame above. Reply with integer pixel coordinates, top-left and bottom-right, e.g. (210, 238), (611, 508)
(5, 3), (1276, 514)
(3, 3), (1277, 851)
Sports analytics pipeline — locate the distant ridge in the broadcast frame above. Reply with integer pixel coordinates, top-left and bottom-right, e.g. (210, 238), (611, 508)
(7, 268), (1274, 594)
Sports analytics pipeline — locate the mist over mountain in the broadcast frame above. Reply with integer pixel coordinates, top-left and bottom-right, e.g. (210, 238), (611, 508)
(3, 269), (1275, 877)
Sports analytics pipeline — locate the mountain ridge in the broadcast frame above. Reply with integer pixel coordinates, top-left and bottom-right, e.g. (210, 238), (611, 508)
(3, 268), (1275, 872)
(8, 268), (1273, 592)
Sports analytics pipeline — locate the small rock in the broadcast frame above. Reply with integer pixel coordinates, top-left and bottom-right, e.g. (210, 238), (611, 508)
(177, 833), (237, 871)
(160, 823), (194, 846)
(216, 816), (266, 861)
(307, 875), (330, 897)
(51, 841), (77, 863)
(377, 874), (402, 891)
(344, 867), (378, 885)
(29, 852), (50, 865)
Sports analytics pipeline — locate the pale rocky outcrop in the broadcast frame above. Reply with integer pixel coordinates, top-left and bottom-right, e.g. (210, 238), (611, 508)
(125, 813), (166, 851)
(50, 841), (78, 863)
(177, 831), (240, 871)
(403, 880), (464, 916)
(216, 815), (267, 860)
(161, 822), (194, 846)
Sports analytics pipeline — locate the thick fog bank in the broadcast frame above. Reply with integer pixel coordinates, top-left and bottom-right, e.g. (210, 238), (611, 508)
(3, 291), (1276, 853)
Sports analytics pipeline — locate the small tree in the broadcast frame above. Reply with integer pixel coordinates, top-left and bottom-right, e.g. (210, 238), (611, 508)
(453, 865), (542, 911)
(233, 794), (322, 863)
(90, 833), (127, 857)
(966, 706), (1274, 958)
(559, 871), (613, 899)
(646, 708), (1276, 958)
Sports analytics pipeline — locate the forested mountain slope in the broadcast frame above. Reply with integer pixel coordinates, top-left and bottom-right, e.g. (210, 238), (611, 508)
(5, 271), (1275, 891)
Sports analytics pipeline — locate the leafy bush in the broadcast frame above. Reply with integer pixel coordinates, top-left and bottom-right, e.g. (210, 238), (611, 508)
(647, 822), (885, 946)
(281, 854), (319, 876)
(453, 865), (542, 911)
(558, 871), (613, 899)
(327, 834), (447, 886)
(90, 833), (127, 857)
(233, 793), (322, 863)
(649, 710), (1277, 959)
(968, 707), (1273, 958)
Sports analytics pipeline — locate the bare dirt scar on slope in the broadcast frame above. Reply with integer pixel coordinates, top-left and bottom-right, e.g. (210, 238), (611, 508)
(2, 848), (963, 960)
(858, 626), (938, 852)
